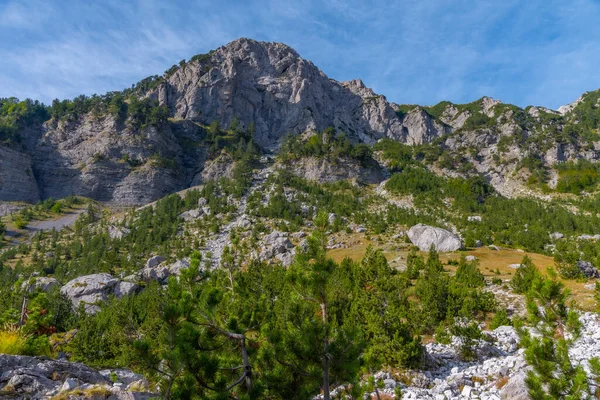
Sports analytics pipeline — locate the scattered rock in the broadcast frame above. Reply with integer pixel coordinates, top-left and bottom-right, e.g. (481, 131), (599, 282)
(500, 370), (529, 400)
(577, 260), (600, 279)
(407, 224), (463, 252)
(141, 258), (192, 284)
(328, 213), (337, 225)
(260, 231), (295, 266)
(21, 277), (61, 293)
(180, 208), (202, 221)
(114, 281), (139, 298)
(234, 215), (252, 229)
(145, 255), (166, 269)
(467, 216), (482, 222)
(291, 231), (307, 239)
(141, 265), (170, 282)
(578, 234), (600, 241)
(549, 232), (564, 241)
(108, 226), (131, 240)
(466, 255), (478, 262)
(168, 258), (191, 276)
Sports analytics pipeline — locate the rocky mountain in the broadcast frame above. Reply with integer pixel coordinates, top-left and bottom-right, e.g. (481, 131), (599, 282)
(1, 37), (599, 205)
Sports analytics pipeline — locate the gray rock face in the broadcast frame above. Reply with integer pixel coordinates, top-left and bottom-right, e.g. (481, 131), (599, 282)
(401, 107), (450, 145)
(32, 118), (196, 205)
(284, 156), (384, 184)
(3, 38), (599, 205)
(407, 224), (463, 252)
(0, 146), (39, 203)
(60, 273), (119, 314)
(0, 354), (155, 399)
(152, 38), (407, 149)
(150, 39), (402, 148)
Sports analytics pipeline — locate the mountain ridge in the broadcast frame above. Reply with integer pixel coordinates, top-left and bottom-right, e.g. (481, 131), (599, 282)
(0, 37), (599, 205)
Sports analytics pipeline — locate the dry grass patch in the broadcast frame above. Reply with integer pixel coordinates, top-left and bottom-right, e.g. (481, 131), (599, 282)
(495, 376), (509, 389)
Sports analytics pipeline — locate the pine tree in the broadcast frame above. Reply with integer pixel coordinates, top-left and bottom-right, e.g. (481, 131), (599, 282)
(262, 212), (363, 399)
(510, 255), (540, 294)
(517, 270), (592, 399)
(350, 246), (422, 368)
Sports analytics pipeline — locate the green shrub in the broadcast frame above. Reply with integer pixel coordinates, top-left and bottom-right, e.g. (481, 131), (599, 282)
(489, 309), (512, 329)
(510, 256), (540, 294)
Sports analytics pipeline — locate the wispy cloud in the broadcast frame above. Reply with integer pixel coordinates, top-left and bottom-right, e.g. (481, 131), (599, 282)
(1, 0), (599, 109)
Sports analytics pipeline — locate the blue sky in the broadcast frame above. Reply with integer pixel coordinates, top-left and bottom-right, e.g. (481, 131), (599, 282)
(1, 0), (600, 109)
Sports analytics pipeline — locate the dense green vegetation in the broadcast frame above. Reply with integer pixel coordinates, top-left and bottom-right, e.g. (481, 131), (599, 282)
(279, 127), (373, 165)
(380, 163), (600, 252)
(556, 159), (600, 194)
(516, 270), (600, 399)
(0, 98), (48, 143)
(0, 200), (499, 399)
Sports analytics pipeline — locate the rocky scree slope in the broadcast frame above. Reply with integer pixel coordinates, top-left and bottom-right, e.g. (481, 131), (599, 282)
(1, 38), (600, 205)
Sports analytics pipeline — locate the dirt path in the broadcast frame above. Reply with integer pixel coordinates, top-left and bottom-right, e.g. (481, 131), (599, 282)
(26, 209), (86, 233)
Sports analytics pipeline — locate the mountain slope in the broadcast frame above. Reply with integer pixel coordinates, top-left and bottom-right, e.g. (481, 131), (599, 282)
(0, 38), (599, 205)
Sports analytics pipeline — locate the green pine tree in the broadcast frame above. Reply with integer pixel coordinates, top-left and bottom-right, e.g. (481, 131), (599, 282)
(517, 270), (594, 399)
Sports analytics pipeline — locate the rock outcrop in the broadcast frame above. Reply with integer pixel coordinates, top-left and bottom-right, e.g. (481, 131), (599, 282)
(60, 273), (137, 314)
(0, 354), (155, 399)
(21, 277), (61, 293)
(140, 257), (192, 284)
(284, 156), (384, 184)
(0, 146), (39, 203)
(152, 39), (406, 149)
(259, 231), (295, 266)
(407, 224), (463, 252)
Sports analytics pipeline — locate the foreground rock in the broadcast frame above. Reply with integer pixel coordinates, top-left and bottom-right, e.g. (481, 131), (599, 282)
(351, 312), (600, 400)
(0, 354), (155, 399)
(407, 224), (463, 252)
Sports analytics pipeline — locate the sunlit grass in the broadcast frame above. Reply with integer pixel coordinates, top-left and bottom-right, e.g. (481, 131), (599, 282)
(0, 324), (29, 355)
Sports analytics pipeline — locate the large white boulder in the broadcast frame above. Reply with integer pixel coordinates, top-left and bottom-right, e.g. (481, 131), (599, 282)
(60, 273), (119, 314)
(407, 224), (462, 252)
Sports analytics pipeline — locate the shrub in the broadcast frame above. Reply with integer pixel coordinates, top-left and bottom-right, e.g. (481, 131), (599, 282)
(489, 309), (512, 329)
(510, 256), (540, 294)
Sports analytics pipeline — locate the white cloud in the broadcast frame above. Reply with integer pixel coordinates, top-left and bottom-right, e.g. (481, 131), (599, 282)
(1, 0), (600, 109)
